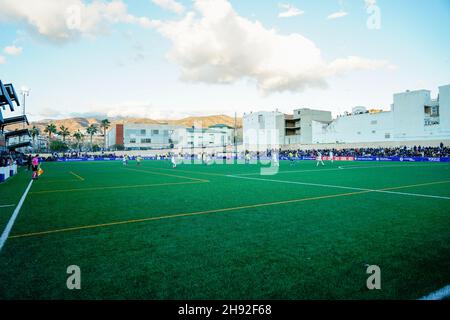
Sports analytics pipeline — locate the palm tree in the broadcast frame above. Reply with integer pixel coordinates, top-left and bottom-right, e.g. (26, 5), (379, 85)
(73, 130), (84, 152)
(44, 123), (57, 152)
(30, 126), (40, 151)
(86, 124), (98, 151)
(58, 125), (71, 142)
(100, 119), (111, 150)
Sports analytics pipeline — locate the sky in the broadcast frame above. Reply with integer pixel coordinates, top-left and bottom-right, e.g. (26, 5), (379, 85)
(0, 0), (449, 121)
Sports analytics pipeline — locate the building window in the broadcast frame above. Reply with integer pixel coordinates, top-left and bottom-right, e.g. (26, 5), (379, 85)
(152, 130), (159, 135)
(385, 133), (391, 139)
(141, 138), (152, 143)
(371, 120), (377, 125)
(258, 115), (265, 129)
(372, 130), (376, 134)
(129, 138), (136, 144)
(357, 132), (361, 135)
(140, 129), (146, 135)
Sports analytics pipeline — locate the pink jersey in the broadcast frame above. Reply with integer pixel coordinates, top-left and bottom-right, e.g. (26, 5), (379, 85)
(32, 157), (39, 166)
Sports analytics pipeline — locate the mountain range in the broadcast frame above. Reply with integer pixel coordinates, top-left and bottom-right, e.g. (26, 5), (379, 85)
(10, 114), (242, 135)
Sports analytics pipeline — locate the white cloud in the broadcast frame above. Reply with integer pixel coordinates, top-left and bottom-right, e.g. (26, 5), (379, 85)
(155, 0), (389, 93)
(4, 45), (22, 55)
(152, 0), (185, 15)
(327, 10), (348, 20)
(0, 55), (6, 64)
(0, 0), (159, 43)
(365, 0), (377, 7)
(278, 3), (304, 18)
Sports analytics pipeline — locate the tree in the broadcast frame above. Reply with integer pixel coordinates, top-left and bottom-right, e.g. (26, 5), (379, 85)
(73, 130), (84, 152)
(92, 144), (101, 152)
(86, 124), (98, 151)
(30, 126), (40, 150)
(44, 123), (57, 152)
(58, 125), (71, 142)
(112, 144), (125, 151)
(44, 123), (57, 139)
(100, 119), (111, 150)
(50, 140), (69, 152)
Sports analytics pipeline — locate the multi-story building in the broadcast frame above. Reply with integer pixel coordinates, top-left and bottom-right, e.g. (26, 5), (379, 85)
(177, 124), (234, 149)
(107, 123), (236, 150)
(107, 123), (183, 150)
(243, 84), (450, 149)
(243, 109), (332, 151)
(313, 85), (450, 144)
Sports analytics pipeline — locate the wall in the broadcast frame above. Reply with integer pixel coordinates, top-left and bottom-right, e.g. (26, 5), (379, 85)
(313, 111), (394, 143)
(243, 111), (285, 151)
(0, 164), (17, 182)
(294, 108), (332, 144)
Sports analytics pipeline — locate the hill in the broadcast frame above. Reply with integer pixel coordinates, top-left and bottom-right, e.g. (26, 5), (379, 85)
(8, 114), (242, 135)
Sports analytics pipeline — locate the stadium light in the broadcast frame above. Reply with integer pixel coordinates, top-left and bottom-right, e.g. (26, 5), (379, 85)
(20, 86), (30, 129)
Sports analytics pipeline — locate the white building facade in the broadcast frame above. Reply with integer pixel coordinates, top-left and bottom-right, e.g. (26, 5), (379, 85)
(314, 85), (450, 144)
(244, 85), (450, 149)
(107, 123), (235, 150)
(107, 123), (183, 150)
(177, 124), (234, 149)
(243, 109), (332, 151)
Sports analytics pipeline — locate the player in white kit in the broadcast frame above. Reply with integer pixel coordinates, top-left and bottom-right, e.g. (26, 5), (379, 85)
(316, 151), (325, 167)
(171, 154), (177, 168)
(329, 150), (334, 163)
(272, 149), (279, 167)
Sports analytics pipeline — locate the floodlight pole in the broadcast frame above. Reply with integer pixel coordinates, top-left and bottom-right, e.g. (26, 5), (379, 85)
(19, 88), (30, 145)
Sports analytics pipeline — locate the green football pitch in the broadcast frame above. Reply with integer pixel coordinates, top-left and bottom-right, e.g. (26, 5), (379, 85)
(0, 159), (449, 299)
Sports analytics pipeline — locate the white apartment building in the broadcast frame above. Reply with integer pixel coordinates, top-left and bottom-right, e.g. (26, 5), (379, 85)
(243, 109), (332, 151)
(244, 84), (450, 149)
(177, 124), (234, 149)
(107, 123), (235, 150)
(314, 85), (450, 144)
(107, 123), (183, 150)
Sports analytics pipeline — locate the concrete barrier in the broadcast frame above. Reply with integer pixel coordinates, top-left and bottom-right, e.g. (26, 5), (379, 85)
(0, 164), (18, 182)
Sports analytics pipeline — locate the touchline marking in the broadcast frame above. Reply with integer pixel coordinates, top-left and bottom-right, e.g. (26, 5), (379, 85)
(419, 285), (450, 300)
(0, 180), (33, 251)
(0, 204), (15, 208)
(29, 180), (208, 195)
(227, 175), (450, 200)
(69, 171), (85, 181)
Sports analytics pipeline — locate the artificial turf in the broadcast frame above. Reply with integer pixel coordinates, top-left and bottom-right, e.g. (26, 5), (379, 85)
(0, 159), (449, 299)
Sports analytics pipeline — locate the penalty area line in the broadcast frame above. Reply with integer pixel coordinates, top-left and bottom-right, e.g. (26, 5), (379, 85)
(0, 180), (33, 252)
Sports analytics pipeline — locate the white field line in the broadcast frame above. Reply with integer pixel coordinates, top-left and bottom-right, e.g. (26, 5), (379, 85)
(419, 285), (450, 300)
(0, 180), (33, 252)
(226, 175), (450, 200)
(232, 163), (450, 177)
(0, 204), (16, 208)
